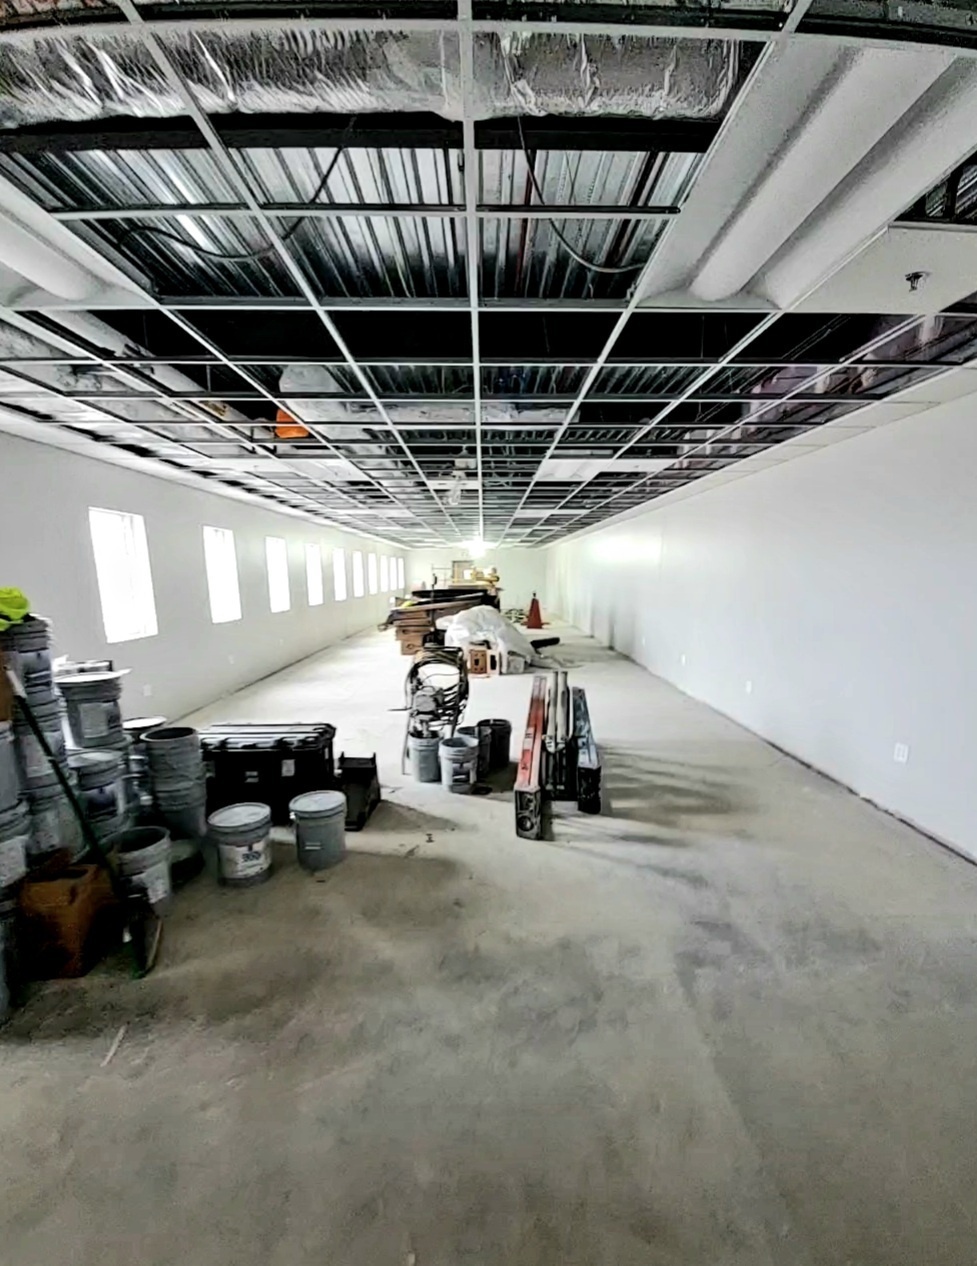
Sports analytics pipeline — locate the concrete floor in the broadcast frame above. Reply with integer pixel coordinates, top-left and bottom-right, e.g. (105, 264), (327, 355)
(3, 625), (977, 1265)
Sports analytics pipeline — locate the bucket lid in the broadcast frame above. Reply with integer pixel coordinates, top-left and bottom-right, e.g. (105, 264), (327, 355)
(27, 776), (72, 802)
(0, 614), (49, 642)
(208, 802), (272, 831)
(68, 750), (123, 780)
(0, 799), (29, 830)
(123, 715), (167, 736)
(289, 790), (346, 818)
(14, 696), (60, 720)
(58, 669), (128, 686)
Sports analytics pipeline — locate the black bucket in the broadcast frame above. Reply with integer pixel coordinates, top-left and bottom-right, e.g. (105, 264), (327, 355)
(480, 719), (512, 772)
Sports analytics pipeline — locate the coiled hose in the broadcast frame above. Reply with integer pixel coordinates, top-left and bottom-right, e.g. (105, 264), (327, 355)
(401, 647), (470, 773)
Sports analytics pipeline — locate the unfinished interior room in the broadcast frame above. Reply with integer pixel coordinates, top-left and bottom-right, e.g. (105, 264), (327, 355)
(3, 0), (977, 1262)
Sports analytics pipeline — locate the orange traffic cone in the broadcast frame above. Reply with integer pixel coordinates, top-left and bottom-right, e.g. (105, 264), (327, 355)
(525, 592), (544, 630)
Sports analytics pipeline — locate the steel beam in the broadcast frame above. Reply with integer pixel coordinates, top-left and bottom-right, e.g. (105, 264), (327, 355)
(0, 388), (906, 404)
(458, 0), (484, 541)
(0, 354), (956, 370)
(110, 0), (463, 538)
(0, 312), (394, 534)
(0, 13), (766, 48)
(527, 314), (928, 544)
(493, 37), (781, 546)
(53, 202), (681, 223)
(0, 111), (719, 155)
(504, 0), (832, 546)
(11, 296), (630, 314)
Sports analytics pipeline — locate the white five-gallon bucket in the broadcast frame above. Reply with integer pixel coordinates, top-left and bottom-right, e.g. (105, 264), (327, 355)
(207, 803), (273, 887)
(290, 790), (346, 871)
(439, 734), (478, 794)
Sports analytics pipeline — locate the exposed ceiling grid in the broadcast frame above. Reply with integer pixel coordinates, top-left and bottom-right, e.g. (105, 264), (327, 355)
(0, 2), (975, 547)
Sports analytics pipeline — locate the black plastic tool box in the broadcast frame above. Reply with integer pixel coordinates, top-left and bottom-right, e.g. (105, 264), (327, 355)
(339, 753), (381, 831)
(200, 723), (337, 824)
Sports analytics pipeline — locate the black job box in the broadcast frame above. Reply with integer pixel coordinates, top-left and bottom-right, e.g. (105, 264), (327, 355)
(200, 723), (337, 825)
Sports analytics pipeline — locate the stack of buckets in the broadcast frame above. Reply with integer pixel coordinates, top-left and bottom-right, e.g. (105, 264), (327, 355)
(2, 617), (82, 867)
(142, 727), (208, 841)
(57, 663), (134, 852)
(0, 625), (35, 1022)
(410, 718), (511, 795)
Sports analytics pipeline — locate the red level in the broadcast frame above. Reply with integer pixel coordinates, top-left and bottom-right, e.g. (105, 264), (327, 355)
(515, 674), (547, 794)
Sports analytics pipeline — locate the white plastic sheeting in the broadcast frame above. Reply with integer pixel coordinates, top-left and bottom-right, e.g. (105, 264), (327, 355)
(438, 604), (540, 673)
(0, 28), (740, 129)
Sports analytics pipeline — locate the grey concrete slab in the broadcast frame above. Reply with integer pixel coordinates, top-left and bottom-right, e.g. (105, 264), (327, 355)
(2, 625), (976, 1265)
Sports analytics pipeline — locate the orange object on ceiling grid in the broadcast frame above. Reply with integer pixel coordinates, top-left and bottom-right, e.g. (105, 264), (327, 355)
(275, 409), (310, 440)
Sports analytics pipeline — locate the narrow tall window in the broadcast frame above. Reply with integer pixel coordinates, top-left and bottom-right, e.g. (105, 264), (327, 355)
(265, 537), (290, 613)
(367, 552), (379, 595)
(305, 543), (324, 606)
(88, 507), (158, 643)
(352, 550), (365, 598)
(380, 554), (390, 592)
(397, 556), (405, 590)
(203, 526), (241, 624)
(333, 548), (347, 601)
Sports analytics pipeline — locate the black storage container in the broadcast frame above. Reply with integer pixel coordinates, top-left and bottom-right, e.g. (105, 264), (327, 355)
(200, 723), (337, 825)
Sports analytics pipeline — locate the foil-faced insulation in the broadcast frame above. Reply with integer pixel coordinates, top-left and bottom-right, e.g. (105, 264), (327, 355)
(0, 28), (740, 130)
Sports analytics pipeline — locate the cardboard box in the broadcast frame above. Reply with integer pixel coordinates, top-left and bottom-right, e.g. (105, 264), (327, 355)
(467, 646), (500, 676)
(395, 622), (429, 641)
(19, 865), (120, 978)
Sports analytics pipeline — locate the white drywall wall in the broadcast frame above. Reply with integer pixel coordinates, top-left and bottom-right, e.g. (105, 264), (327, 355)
(548, 397), (977, 860)
(0, 430), (402, 719)
(408, 547), (547, 611)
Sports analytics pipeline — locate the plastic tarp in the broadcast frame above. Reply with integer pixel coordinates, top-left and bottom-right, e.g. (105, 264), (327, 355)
(438, 605), (540, 674)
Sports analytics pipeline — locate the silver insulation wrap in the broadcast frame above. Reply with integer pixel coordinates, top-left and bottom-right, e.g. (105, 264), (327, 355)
(0, 28), (739, 129)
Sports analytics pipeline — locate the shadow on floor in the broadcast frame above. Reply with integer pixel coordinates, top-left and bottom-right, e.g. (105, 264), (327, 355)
(357, 800), (458, 834)
(1, 850), (466, 1046)
(599, 747), (748, 831)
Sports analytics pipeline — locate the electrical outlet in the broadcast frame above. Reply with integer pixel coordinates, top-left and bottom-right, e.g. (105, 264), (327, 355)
(142, 683), (153, 698)
(893, 742), (910, 764)
(745, 680), (753, 695)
